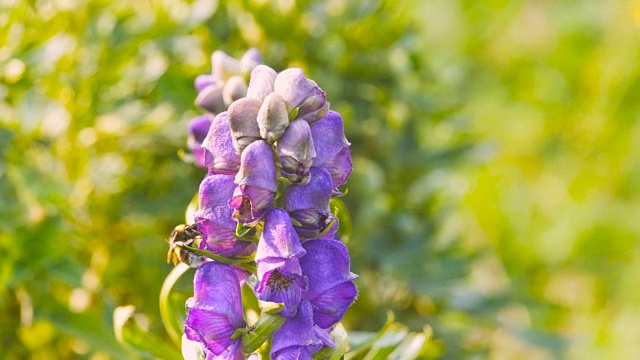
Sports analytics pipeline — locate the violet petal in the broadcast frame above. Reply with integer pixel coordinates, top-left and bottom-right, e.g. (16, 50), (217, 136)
(201, 112), (241, 175)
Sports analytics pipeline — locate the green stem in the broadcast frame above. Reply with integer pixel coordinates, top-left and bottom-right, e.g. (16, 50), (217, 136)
(159, 263), (190, 347)
(183, 245), (257, 273)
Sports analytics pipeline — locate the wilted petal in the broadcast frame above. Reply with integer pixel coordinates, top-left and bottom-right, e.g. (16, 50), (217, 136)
(202, 112), (240, 175)
(257, 92), (289, 143)
(275, 68), (325, 112)
(228, 98), (262, 153)
(300, 239), (358, 328)
(195, 75), (216, 92)
(246, 65), (277, 103)
(185, 262), (245, 358)
(188, 114), (214, 168)
(240, 47), (261, 73)
(311, 111), (352, 190)
(196, 84), (226, 114)
(271, 301), (323, 359)
(284, 167), (333, 238)
(222, 75), (248, 106)
(278, 119), (316, 184)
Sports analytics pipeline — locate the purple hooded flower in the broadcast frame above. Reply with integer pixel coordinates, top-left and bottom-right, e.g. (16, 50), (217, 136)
(196, 83), (226, 114)
(195, 175), (254, 257)
(277, 119), (316, 184)
(274, 68), (329, 125)
(284, 166), (333, 238)
(246, 65), (277, 103)
(271, 300), (327, 359)
(300, 239), (358, 328)
(185, 262), (246, 359)
(229, 141), (277, 227)
(254, 208), (307, 318)
(202, 112), (241, 176)
(257, 92), (289, 143)
(188, 114), (214, 168)
(310, 111), (352, 192)
(228, 97), (262, 154)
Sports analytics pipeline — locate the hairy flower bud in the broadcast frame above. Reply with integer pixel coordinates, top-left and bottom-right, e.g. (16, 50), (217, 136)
(257, 92), (289, 143)
(222, 75), (248, 106)
(228, 98), (262, 153)
(277, 119), (316, 184)
(195, 83), (226, 114)
(246, 65), (277, 103)
(212, 50), (241, 82)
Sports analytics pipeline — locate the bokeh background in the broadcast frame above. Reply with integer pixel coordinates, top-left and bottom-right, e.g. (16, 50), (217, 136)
(2, 0), (640, 358)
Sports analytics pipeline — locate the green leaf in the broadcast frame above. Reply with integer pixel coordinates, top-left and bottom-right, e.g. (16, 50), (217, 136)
(114, 305), (182, 359)
(159, 263), (191, 347)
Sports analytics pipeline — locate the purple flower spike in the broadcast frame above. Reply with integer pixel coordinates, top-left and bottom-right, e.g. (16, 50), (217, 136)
(300, 239), (358, 328)
(185, 262), (245, 359)
(228, 97), (262, 153)
(278, 119), (316, 184)
(311, 111), (352, 191)
(246, 65), (277, 103)
(271, 301), (324, 359)
(202, 112), (240, 175)
(188, 114), (214, 168)
(195, 175), (253, 257)
(255, 208), (307, 318)
(284, 167), (333, 238)
(230, 141), (277, 226)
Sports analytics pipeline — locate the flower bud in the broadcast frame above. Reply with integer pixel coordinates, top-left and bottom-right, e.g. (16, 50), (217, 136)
(257, 92), (289, 143)
(240, 47), (261, 74)
(228, 98), (262, 153)
(194, 74), (216, 92)
(195, 83), (226, 114)
(297, 92), (329, 125)
(222, 75), (248, 106)
(274, 68), (327, 117)
(212, 50), (241, 82)
(246, 65), (277, 103)
(187, 114), (213, 168)
(311, 111), (352, 191)
(277, 119), (316, 184)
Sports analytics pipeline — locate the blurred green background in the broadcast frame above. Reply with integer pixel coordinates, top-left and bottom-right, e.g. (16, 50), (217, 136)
(2, 0), (640, 358)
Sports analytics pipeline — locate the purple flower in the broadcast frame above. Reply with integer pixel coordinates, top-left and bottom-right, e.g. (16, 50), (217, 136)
(277, 119), (316, 184)
(300, 239), (358, 328)
(196, 83), (226, 114)
(201, 112), (241, 176)
(228, 98), (262, 154)
(188, 114), (214, 168)
(284, 167), (333, 238)
(185, 262), (246, 359)
(195, 175), (254, 257)
(310, 111), (352, 192)
(274, 68), (329, 125)
(271, 300), (326, 359)
(229, 141), (277, 227)
(254, 208), (307, 318)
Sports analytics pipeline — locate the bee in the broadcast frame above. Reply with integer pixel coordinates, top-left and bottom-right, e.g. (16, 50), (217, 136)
(167, 223), (206, 268)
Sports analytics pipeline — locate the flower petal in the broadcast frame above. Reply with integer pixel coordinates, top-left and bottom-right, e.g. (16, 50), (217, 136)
(188, 114), (214, 168)
(235, 140), (277, 191)
(274, 68), (325, 112)
(246, 65), (277, 103)
(284, 167), (333, 238)
(202, 112), (240, 175)
(277, 119), (316, 184)
(310, 111), (352, 189)
(271, 300), (323, 359)
(228, 98), (262, 153)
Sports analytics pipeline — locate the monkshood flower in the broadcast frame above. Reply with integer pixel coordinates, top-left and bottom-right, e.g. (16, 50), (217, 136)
(300, 238), (358, 328)
(229, 140), (277, 227)
(195, 174), (254, 257)
(284, 166), (333, 238)
(270, 301), (328, 359)
(310, 111), (352, 192)
(227, 98), (262, 154)
(188, 114), (214, 168)
(184, 262), (246, 359)
(195, 48), (261, 114)
(254, 208), (307, 318)
(277, 119), (316, 184)
(202, 112), (241, 175)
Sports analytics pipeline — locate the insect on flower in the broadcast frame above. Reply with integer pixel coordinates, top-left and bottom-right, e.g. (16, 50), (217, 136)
(167, 223), (206, 268)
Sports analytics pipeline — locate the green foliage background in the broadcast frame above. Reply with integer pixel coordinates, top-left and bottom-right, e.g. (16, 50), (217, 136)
(2, 0), (640, 358)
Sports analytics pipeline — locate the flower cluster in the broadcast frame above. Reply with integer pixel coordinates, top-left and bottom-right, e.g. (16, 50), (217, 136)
(181, 49), (356, 359)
